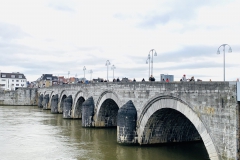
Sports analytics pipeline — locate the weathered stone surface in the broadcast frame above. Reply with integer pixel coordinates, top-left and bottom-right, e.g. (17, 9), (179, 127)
(96, 98), (119, 127)
(59, 95), (67, 113)
(63, 95), (72, 118)
(42, 94), (49, 110)
(117, 100), (137, 144)
(82, 96), (94, 127)
(0, 89), (37, 106)
(38, 94), (43, 108)
(139, 108), (201, 144)
(73, 97), (85, 119)
(51, 94), (58, 113)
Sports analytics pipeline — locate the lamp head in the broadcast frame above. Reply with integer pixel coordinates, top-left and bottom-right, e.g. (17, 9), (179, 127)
(105, 60), (110, 66)
(228, 47), (232, 53)
(217, 50), (220, 54)
(111, 65), (116, 69)
(154, 51), (157, 56)
(146, 60), (148, 64)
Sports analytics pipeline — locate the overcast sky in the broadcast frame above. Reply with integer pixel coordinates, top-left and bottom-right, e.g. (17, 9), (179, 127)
(0, 0), (239, 82)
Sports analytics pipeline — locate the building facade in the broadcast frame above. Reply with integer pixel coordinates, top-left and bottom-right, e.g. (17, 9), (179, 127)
(0, 72), (27, 90)
(37, 74), (53, 88)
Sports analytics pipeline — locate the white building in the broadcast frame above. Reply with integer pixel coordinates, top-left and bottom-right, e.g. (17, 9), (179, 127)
(0, 71), (27, 90)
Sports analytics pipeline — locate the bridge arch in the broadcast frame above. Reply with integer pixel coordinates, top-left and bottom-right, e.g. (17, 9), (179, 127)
(95, 91), (121, 127)
(72, 91), (86, 118)
(137, 95), (219, 160)
(48, 91), (55, 109)
(58, 90), (68, 113)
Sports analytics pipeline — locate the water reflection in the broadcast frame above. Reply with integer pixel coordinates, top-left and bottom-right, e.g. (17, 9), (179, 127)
(0, 106), (209, 160)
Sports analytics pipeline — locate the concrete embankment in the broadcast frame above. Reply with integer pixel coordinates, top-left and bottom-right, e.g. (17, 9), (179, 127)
(0, 88), (38, 106)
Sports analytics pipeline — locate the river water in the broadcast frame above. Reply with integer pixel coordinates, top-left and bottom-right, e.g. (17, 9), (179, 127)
(0, 106), (210, 160)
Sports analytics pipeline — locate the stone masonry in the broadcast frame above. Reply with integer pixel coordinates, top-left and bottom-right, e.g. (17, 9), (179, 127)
(35, 81), (239, 160)
(0, 88), (37, 106)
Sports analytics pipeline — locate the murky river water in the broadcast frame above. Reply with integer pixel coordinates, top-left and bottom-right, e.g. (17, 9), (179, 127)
(0, 106), (209, 160)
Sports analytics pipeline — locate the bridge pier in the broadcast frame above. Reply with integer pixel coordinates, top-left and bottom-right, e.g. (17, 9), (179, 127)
(117, 100), (137, 144)
(63, 95), (72, 118)
(38, 94), (43, 108)
(42, 94), (49, 110)
(82, 97), (94, 127)
(51, 94), (58, 113)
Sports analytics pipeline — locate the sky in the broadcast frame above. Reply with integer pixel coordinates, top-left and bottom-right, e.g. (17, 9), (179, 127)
(0, 0), (239, 82)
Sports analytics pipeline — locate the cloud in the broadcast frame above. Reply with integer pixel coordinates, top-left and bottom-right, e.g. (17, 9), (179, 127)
(159, 61), (238, 71)
(0, 0), (239, 82)
(155, 45), (219, 62)
(48, 2), (75, 12)
(136, 0), (227, 29)
(0, 23), (29, 41)
(128, 45), (223, 64)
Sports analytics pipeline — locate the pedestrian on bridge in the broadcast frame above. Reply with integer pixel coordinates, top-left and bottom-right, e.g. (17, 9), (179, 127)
(182, 74), (187, 82)
(149, 75), (155, 81)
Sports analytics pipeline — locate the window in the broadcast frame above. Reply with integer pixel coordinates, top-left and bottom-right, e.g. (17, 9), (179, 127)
(1, 79), (6, 81)
(16, 84), (19, 86)
(0, 84), (5, 86)
(2, 74), (6, 77)
(12, 80), (14, 82)
(16, 80), (19, 82)
(19, 75), (22, 78)
(11, 75), (15, 78)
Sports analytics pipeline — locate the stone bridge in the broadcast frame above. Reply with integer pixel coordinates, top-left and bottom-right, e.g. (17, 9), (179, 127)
(37, 81), (240, 160)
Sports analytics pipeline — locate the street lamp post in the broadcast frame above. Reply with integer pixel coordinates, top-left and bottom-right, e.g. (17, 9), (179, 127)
(89, 70), (93, 81)
(149, 49), (157, 76)
(105, 60), (110, 81)
(83, 66), (86, 80)
(68, 71), (70, 83)
(146, 54), (150, 78)
(111, 65), (116, 79)
(217, 44), (232, 81)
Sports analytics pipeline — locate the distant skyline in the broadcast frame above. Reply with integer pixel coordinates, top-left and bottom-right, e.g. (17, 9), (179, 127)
(0, 0), (239, 82)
